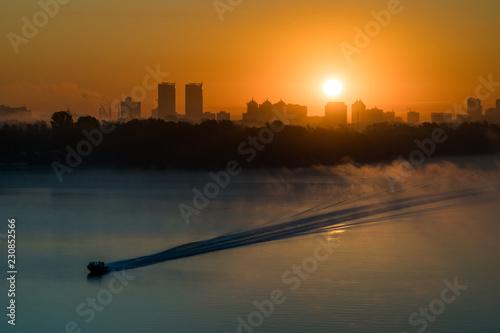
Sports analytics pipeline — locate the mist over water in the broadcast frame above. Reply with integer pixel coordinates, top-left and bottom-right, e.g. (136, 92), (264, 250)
(1, 156), (500, 332)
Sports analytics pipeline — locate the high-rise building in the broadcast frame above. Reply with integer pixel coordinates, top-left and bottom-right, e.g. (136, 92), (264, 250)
(352, 100), (366, 125)
(485, 107), (500, 124)
(243, 99), (259, 121)
(325, 102), (347, 126)
(185, 83), (203, 120)
(467, 97), (482, 122)
(273, 99), (307, 124)
(258, 99), (274, 122)
(485, 108), (497, 116)
(365, 108), (384, 125)
(158, 82), (176, 119)
(383, 111), (396, 122)
(407, 111), (420, 125)
(120, 96), (141, 119)
(273, 100), (287, 114)
(286, 104), (308, 124)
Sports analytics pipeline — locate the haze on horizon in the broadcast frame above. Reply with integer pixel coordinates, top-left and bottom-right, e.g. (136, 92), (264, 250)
(1, 0), (500, 120)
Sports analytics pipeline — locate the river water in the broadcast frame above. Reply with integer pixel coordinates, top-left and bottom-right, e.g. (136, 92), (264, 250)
(1, 161), (499, 332)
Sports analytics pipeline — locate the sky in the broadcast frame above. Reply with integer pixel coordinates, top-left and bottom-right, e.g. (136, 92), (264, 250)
(1, 0), (500, 121)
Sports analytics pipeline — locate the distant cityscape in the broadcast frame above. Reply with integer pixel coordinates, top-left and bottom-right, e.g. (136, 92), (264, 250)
(2, 83), (500, 127)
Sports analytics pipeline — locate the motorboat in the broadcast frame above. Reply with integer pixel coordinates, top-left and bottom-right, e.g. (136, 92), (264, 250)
(87, 261), (110, 275)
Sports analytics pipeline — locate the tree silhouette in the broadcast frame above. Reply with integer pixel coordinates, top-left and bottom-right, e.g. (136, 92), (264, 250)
(51, 111), (74, 129)
(76, 116), (100, 129)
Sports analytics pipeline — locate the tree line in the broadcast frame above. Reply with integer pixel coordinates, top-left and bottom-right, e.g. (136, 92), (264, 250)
(0, 111), (499, 170)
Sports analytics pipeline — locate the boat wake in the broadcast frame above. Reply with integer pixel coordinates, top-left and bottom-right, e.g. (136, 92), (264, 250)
(100, 183), (500, 273)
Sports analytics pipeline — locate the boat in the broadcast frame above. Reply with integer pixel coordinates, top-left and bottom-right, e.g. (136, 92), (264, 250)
(87, 261), (110, 275)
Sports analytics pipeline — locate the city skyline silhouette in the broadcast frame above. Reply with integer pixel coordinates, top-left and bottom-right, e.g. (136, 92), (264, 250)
(2, 1), (500, 121)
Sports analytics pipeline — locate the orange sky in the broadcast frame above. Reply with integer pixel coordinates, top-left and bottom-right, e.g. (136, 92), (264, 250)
(1, 0), (500, 121)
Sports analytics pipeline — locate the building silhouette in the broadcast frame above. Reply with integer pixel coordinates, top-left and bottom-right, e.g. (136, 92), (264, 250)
(185, 83), (203, 120)
(158, 82), (176, 119)
(467, 97), (482, 122)
(273, 100), (286, 115)
(325, 102), (347, 126)
(485, 107), (500, 123)
(285, 104), (307, 124)
(217, 111), (230, 121)
(273, 99), (307, 124)
(407, 111), (420, 125)
(258, 99), (274, 121)
(242, 98), (307, 124)
(151, 107), (159, 119)
(383, 111), (396, 122)
(365, 108), (384, 125)
(120, 97), (141, 119)
(352, 100), (366, 126)
(431, 112), (453, 123)
(242, 99), (274, 122)
(202, 112), (216, 120)
(243, 99), (259, 121)
(456, 114), (469, 123)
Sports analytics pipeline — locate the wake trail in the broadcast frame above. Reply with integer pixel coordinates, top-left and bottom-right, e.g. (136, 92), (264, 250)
(106, 185), (500, 272)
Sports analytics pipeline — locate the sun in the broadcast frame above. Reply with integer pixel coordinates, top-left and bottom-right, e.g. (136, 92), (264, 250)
(324, 80), (343, 97)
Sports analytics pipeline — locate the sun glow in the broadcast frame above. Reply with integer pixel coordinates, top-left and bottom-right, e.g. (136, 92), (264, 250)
(324, 80), (343, 97)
